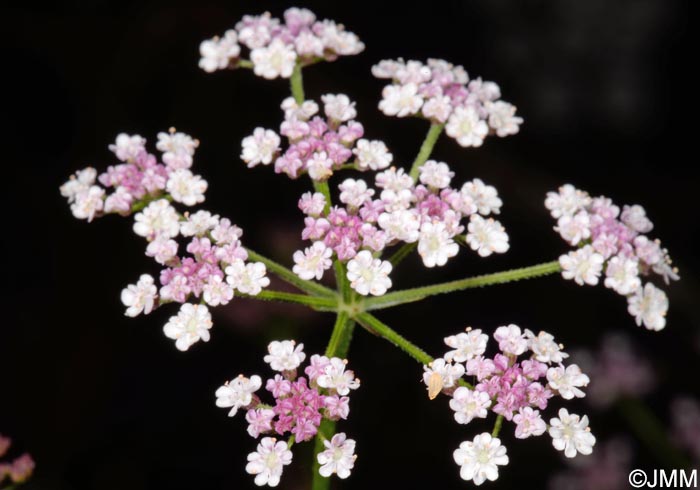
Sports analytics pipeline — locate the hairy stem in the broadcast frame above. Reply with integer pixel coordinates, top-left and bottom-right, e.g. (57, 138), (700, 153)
(290, 63), (305, 104)
(365, 260), (562, 311)
(245, 248), (336, 297)
(313, 180), (332, 214)
(311, 305), (356, 490)
(491, 414), (504, 437)
(388, 242), (417, 267)
(354, 312), (433, 365)
(408, 122), (445, 181)
(246, 290), (337, 311)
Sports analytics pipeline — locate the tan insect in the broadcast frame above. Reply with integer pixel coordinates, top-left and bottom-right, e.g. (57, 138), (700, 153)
(427, 371), (444, 400)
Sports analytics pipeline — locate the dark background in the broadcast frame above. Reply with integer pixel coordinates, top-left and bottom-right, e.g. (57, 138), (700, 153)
(2, 1), (698, 488)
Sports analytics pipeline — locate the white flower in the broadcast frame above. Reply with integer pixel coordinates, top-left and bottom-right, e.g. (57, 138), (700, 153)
(375, 167), (414, 194)
(377, 209), (420, 242)
(418, 222), (459, 267)
(121, 274), (158, 317)
(166, 169), (207, 206)
(493, 324), (527, 356)
(103, 186), (133, 214)
(199, 30), (240, 73)
(485, 101), (523, 137)
(133, 199), (180, 240)
(513, 407), (546, 439)
(180, 210), (219, 237)
(545, 184), (591, 219)
(395, 60), (431, 84)
(145, 236), (178, 264)
(306, 151), (334, 181)
(250, 38), (296, 79)
(449, 387), (491, 424)
(281, 97), (319, 121)
(294, 30), (324, 57)
(604, 256), (641, 295)
(466, 215), (509, 257)
(293, 241), (333, 280)
(60, 167), (97, 202)
(419, 160), (454, 189)
(446, 105), (489, 147)
(156, 130), (199, 169)
(444, 329), (488, 363)
(524, 329), (568, 364)
(264, 340), (306, 372)
(559, 245), (604, 286)
(108, 133), (146, 162)
(163, 303), (213, 351)
(215, 374), (262, 417)
(627, 283), (668, 331)
(70, 185), (104, 221)
(338, 179), (374, 208)
(453, 433), (509, 485)
(346, 250), (392, 296)
(317, 19), (365, 55)
(317, 433), (356, 479)
(317, 357), (360, 396)
(422, 95), (452, 122)
(241, 128), (281, 167)
(556, 211), (591, 246)
(236, 13), (277, 49)
(322, 94), (357, 122)
(460, 179), (502, 215)
(202, 275), (234, 306)
(371, 59), (404, 78)
(546, 364), (589, 399)
(353, 139), (393, 171)
(225, 260), (270, 295)
(621, 204), (653, 233)
(548, 408), (596, 458)
(378, 83), (423, 117)
(211, 218), (243, 245)
(423, 358), (465, 394)
(246, 437), (293, 487)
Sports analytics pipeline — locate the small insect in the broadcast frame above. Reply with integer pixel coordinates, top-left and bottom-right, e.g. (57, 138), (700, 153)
(427, 371), (443, 400)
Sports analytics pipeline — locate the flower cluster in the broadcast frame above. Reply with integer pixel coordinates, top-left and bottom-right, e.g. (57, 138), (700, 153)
(546, 184), (679, 331)
(295, 164), (508, 295)
(61, 133), (270, 352)
(424, 325), (595, 485)
(0, 435), (34, 485)
(242, 94), (370, 180)
(215, 340), (359, 486)
(199, 8), (364, 78)
(372, 58), (523, 147)
(60, 129), (203, 221)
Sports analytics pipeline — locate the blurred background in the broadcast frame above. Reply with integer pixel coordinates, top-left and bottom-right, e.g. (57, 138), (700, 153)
(1, 0), (698, 488)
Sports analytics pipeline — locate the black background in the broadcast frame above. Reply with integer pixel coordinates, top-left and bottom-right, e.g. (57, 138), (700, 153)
(2, 1), (698, 489)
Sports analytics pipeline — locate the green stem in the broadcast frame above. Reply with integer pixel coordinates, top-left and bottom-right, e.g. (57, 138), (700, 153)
(313, 180), (332, 214)
(290, 63), (305, 104)
(245, 248), (336, 297)
(312, 306), (356, 490)
(408, 122), (445, 181)
(365, 260), (562, 311)
(491, 415), (504, 437)
(388, 242), (417, 267)
(246, 290), (337, 311)
(617, 398), (692, 470)
(237, 59), (253, 69)
(354, 312), (432, 365)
